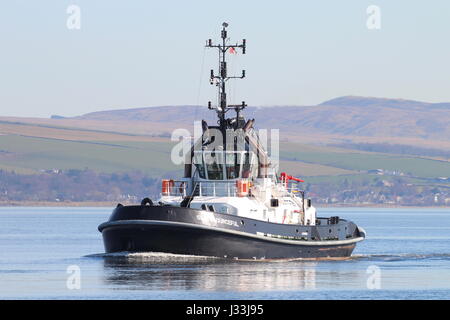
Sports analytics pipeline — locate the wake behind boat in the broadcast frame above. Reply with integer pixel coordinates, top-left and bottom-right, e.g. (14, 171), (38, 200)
(98, 23), (366, 260)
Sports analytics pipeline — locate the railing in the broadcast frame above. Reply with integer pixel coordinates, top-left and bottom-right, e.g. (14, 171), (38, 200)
(196, 181), (239, 197)
(161, 180), (187, 197)
(286, 184), (303, 195)
(161, 179), (305, 200)
(280, 180), (304, 198)
(161, 180), (239, 197)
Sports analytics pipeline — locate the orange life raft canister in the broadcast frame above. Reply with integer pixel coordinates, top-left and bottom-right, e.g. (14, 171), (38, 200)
(162, 179), (174, 195)
(236, 179), (249, 197)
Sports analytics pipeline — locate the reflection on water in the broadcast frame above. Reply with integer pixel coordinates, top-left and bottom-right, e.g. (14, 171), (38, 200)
(97, 252), (374, 292)
(101, 253), (318, 291)
(94, 251), (450, 293)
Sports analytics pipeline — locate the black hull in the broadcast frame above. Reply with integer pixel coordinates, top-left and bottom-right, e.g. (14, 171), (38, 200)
(99, 205), (365, 260)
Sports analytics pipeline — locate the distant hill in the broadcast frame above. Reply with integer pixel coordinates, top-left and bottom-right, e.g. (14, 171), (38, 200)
(1, 95), (449, 152)
(77, 105), (206, 122)
(50, 115), (66, 119)
(319, 96), (450, 110)
(75, 96), (450, 148)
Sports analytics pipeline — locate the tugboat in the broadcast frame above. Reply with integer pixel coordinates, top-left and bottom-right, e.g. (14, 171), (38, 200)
(98, 23), (365, 260)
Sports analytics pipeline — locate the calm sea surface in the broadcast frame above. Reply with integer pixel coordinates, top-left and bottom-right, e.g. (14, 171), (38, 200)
(0, 207), (449, 299)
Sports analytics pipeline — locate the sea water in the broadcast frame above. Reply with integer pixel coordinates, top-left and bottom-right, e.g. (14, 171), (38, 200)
(0, 207), (449, 299)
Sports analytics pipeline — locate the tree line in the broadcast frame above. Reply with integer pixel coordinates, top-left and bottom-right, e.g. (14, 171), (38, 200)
(0, 169), (160, 203)
(0, 169), (448, 206)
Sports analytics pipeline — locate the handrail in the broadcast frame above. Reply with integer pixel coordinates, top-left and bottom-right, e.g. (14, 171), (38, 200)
(196, 181), (238, 197)
(162, 179), (305, 205)
(162, 180), (239, 197)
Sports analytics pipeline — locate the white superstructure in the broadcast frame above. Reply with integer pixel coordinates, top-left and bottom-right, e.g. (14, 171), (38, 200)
(159, 150), (316, 226)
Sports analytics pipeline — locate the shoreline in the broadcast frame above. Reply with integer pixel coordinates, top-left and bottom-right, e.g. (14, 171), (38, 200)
(0, 200), (447, 209)
(0, 201), (129, 207)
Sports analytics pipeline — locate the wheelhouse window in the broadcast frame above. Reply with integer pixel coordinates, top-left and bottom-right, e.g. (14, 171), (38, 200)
(205, 151), (224, 180)
(194, 150), (258, 180)
(193, 152), (206, 179)
(225, 151), (241, 180)
(242, 151), (258, 179)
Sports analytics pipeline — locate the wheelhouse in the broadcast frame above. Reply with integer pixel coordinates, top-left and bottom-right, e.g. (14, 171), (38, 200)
(193, 150), (258, 181)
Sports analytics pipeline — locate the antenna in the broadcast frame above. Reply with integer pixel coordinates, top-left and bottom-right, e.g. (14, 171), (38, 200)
(205, 22), (247, 129)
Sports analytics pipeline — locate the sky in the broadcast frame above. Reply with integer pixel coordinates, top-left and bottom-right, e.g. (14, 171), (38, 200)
(0, 0), (449, 118)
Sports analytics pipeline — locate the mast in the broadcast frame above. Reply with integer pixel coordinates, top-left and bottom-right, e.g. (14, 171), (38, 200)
(206, 22), (247, 130)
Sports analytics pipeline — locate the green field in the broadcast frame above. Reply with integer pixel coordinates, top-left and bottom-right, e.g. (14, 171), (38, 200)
(1, 133), (449, 183)
(0, 135), (181, 176)
(280, 142), (450, 179)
